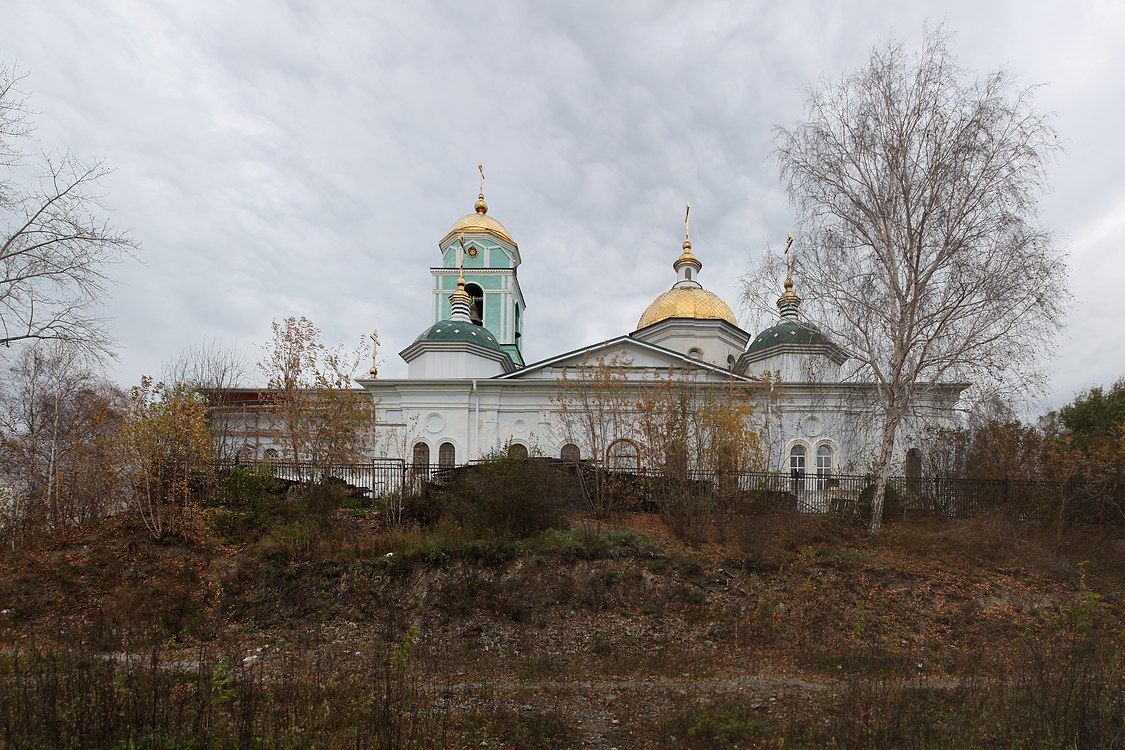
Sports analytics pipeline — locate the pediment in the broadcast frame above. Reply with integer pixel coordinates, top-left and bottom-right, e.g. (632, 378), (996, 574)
(497, 336), (752, 381)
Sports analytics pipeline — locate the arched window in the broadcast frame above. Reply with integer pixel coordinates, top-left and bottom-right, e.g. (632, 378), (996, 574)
(816, 444), (833, 488)
(507, 442), (529, 459)
(606, 439), (640, 472)
(263, 448), (279, 460)
(438, 441), (456, 467)
(685, 267), (692, 280)
(727, 354), (736, 369)
(789, 444), (806, 488)
(560, 443), (580, 462)
(905, 447), (922, 480)
(412, 442), (430, 467)
(465, 283), (484, 325)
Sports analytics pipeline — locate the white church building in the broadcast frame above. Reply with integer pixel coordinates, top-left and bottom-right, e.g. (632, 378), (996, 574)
(357, 186), (967, 478)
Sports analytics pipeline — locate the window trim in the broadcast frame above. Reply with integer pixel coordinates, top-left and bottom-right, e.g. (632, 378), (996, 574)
(464, 282), (485, 324)
(438, 441), (456, 468)
(606, 438), (641, 472)
(815, 442), (834, 488)
(788, 441), (809, 489)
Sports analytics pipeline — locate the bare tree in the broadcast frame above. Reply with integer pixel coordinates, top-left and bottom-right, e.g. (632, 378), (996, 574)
(635, 369), (766, 476)
(552, 355), (768, 514)
(0, 65), (135, 355)
(164, 339), (250, 461)
(760, 28), (1067, 532)
(258, 316), (372, 471)
(0, 342), (126, 544)
(551, 354), (633, 512)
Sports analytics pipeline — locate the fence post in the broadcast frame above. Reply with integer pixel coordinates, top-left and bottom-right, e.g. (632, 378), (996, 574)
(1055, 482), (1067, 544)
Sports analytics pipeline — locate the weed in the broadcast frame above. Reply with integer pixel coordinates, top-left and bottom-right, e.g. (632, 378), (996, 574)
(661, 703), (767, 748)
(458, 708), (580, 749)
(678, 559), (703, 577)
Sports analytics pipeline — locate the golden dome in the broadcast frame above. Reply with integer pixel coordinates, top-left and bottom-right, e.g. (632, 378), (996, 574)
(439, 192), (517, 248)
(637, 286), (739, 329)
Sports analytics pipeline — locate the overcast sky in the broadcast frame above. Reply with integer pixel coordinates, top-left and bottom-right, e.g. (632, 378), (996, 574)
(4, 0), (1123, 410)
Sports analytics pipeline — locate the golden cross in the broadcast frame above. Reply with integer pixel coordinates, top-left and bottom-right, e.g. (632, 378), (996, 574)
(457, 234), (467, 275)
(477, 163), (485, 196)
(785, 233), (795, 281)
(684, 203), (691, 242)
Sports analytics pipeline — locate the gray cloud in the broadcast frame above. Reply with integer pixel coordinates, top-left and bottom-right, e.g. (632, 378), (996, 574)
(3, 0), (1122, 409)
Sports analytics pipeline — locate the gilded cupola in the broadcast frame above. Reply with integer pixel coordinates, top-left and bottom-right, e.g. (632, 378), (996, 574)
(438, 170), (517, 249)
(636, 205), (739, 330)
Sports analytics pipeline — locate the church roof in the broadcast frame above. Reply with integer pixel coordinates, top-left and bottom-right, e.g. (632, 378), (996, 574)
(637, 286), (739, 329)
(745, 319), (837, 355)
(414, 321), (506, 353)
(440, 212), (516, 248)
(438, 191), (517, 249)
(494, 334), (758, 381)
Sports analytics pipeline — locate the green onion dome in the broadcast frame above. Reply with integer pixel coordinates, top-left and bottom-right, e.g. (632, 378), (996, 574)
(414, 321), (504, 352)
(746, 319), (836, 355)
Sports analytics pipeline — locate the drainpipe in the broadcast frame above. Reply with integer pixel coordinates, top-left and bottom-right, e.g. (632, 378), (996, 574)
(472, 379), (479, 461)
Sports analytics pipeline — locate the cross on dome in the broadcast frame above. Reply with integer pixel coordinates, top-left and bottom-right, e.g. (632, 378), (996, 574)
(475, 162), (487, 214)
(777, 233), (802, 320)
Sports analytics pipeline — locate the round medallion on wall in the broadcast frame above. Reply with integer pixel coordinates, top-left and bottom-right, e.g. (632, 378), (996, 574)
(801, 415), (823, 437)
(467, 246), (478, 258)
(424, 412), (445, 434)
(513, 418), (528, 434)
(618, 352), (634, 366)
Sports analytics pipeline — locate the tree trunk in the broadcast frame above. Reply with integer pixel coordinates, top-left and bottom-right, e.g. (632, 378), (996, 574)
(46, 387), (62, 529)
(869, 413), (902, 534)
(1055, 482), (1068, 546)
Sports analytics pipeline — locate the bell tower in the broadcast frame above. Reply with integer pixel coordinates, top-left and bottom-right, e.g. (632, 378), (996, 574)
(432, 166), (525, 367)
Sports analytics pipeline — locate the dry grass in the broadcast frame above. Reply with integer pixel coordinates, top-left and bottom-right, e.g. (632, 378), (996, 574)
(1, 466), (1122, 747)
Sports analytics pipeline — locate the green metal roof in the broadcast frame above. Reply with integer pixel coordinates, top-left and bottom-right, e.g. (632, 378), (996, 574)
(746, 320), (836, 355)
(414, 321), (505, 353)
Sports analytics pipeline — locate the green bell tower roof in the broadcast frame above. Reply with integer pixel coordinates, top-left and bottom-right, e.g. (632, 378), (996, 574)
(413, 320), (505, 352)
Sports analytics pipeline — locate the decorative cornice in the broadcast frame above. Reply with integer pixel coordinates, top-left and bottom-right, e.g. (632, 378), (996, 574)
(739, 340), (848, 367)
(398, 338), (515, 373)
(632, 316), (751, 344)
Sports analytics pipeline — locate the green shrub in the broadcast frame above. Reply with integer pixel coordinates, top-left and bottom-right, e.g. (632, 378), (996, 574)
(217, 464), (284, 507)
(210, 466), (291, 544)
(211, 466), (356, 548)
(422, 456), (576, 540)
(661, 703), (767, 747)
(207, 509), (261, 545)
(536, 525), (659, 560)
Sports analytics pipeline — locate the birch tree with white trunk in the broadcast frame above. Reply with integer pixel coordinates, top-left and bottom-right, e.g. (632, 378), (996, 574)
(760, 29), (1067, 532)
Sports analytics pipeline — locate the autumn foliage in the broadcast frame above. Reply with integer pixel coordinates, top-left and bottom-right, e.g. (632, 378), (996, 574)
(118, 377), (214, 540)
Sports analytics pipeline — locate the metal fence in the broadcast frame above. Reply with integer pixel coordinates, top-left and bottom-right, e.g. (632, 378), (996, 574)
(613, 469), (1122, 523)
(219, 458), (1122, 524)
(219, 459), (407, 498)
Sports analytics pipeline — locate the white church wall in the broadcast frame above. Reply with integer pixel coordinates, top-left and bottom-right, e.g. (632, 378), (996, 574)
(406, 350), (506, 379)
(363, 369), (964, 472)
(632, 321), (749, 368)
(741, 349), (842, 383)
